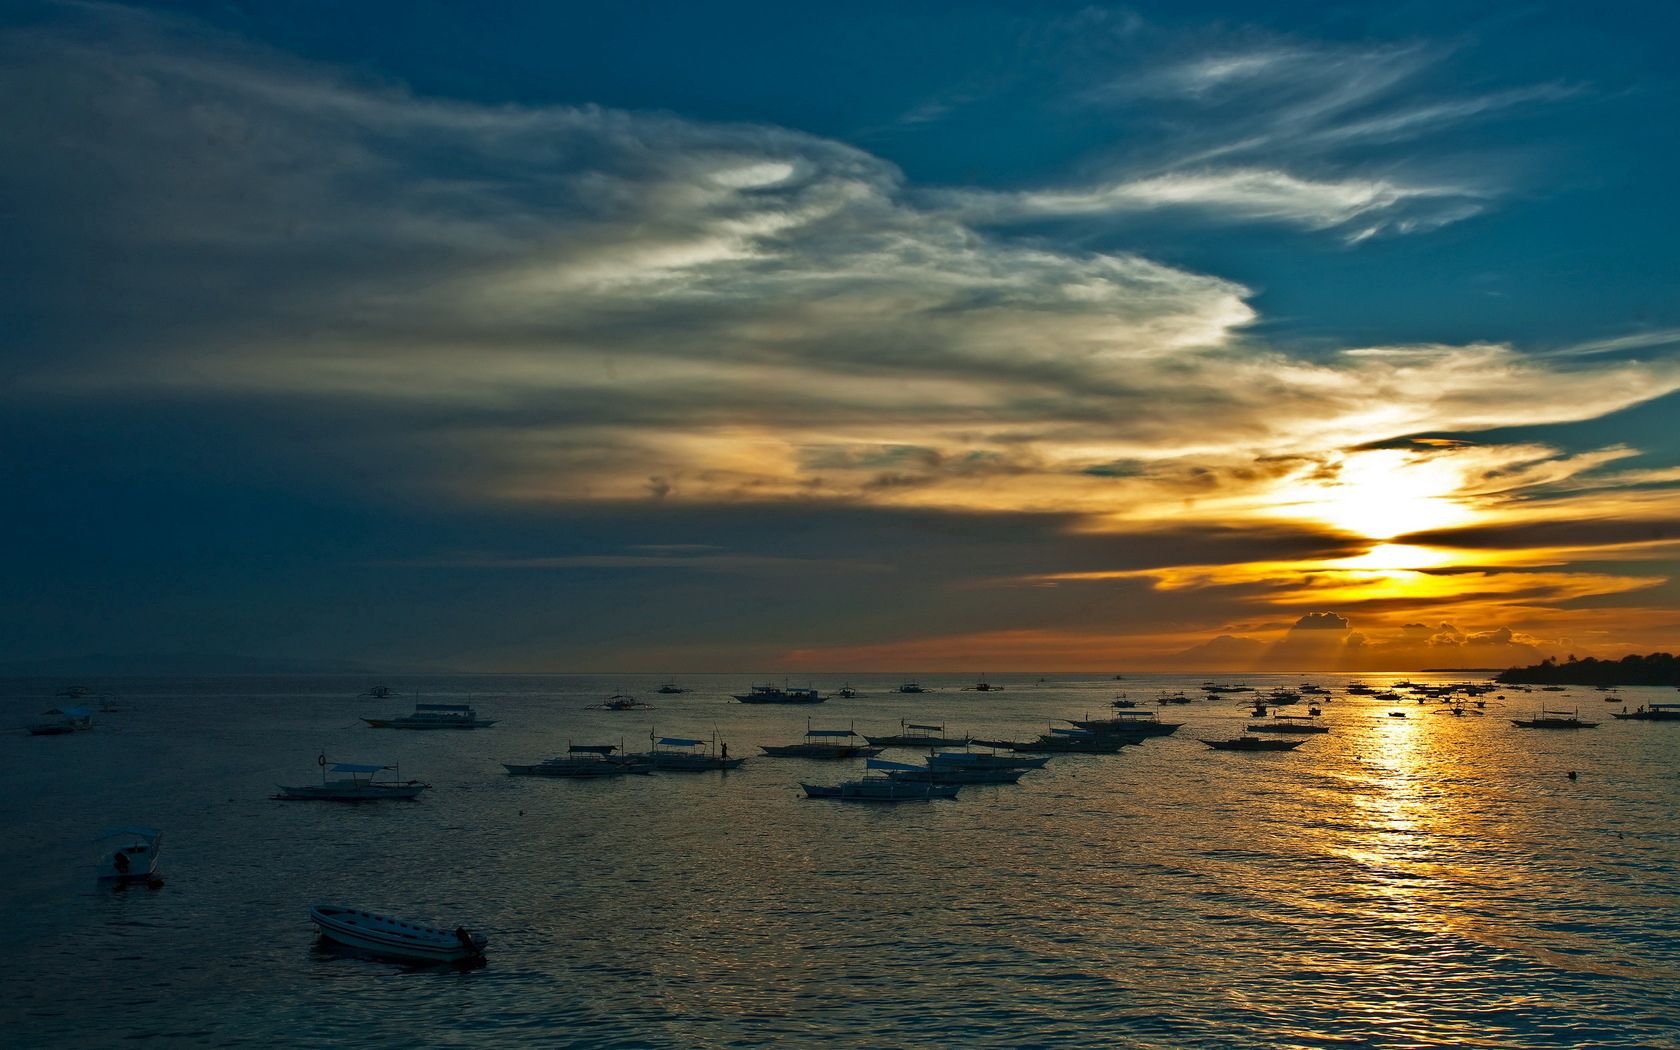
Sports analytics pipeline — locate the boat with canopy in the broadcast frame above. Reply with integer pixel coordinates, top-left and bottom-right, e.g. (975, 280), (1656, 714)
(802, 759), (961, 801)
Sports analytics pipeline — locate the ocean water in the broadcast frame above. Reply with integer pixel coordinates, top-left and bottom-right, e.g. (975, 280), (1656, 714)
(3, 673), (1678, 1049)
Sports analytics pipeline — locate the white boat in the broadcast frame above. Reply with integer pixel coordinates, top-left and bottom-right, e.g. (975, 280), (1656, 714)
(309, 904), (487, 964)
(273, 759), (430, 801)
(95, 827), (162, 886)
(628, 733), (745, 771)
(802, 759), (960, 801)
(29, 705), (93, 735)
(363, 702), (496, 729)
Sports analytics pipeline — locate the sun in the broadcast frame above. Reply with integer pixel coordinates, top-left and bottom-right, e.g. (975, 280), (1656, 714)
(1280, 448), (1474, 540)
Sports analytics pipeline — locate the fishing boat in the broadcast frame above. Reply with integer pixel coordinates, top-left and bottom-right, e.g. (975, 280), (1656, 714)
(1200, 737), (1306, 751)
(273, 758), (430, 801)
(927, 750), (1051, 771)
(1156, 691), (1193, 705)
(802, 759), (960, 801)
(1512, 709), (1599, 729)
(655, 682), (688, 694)
(760, 725), (882, 759)
(95, 827), (163, 887)
(897, 681), (926, 694)
(863, 721), (970, 748)
(360, 685), (394, 699)
(586, 694), (653, 711)
(978, 728), (1132, 754)
(966, 676), (1001, 692)
(886, 762), (1026, 785)
(732, 683), (825, 704)
(1110, 695), (1138, 708)
(29, 705), (93, 735)
(309, 905), (486, 964)
(836, 683), (858, 698)
(1246, 714), (1329, 734)
(503, 744), (652, 777)
(1613, 703), (1680, 721)
(1066, 711), (1182, 737)
(630, 733), (745, 771)
(363, 702), (496, 729)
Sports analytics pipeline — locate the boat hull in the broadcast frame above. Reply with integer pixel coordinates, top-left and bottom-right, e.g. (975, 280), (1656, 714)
(273, 781), (428, 801)
(802, 780), (960, 801)
(759, 744), (883, 759)
(1200, 738), (1305, 751)
(310, 905), (486, 964)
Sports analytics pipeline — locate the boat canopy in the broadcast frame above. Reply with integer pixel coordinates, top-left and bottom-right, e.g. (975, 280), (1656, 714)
(658, 737), (705, 747)
(866, 759), (925, 772)
(904, 723), (943, 732)
(569, 744), (618, 754)
(805, 729), (856, 737)
(330, 763), (388, 774)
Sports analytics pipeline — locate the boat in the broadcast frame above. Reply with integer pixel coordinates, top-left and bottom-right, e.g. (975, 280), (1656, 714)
(56, 685), (91, 698)
(1156, 691), (1193, 704)
(655, 682), (688, 694)
(1541, 686), (1568, 692)
(1388, 711), (1408, 718)
(760, 725), (882, 759)
(1200, 737), (1307, 751)
(836, 683), (858, 698)
(630, 733), (745, 771)
(363, 702), (496, 729)
(886, 763), (1026, 785)
(29, 706), (93, 735)
(360, 685), (394, 699)
(1066, 711), (1182, 737)
(897, 681), (926, 694)
(977, 728), (1132, 754)
(586, 694), (653, 711)
(966, 677), (1001, 692)
(802, 760), (961, 802)
(1245, 714), (1328, 734)
(927, 751), (1050, 772)
(309, 905), (486, 964)
(1110, 695), (1137, 708)
(1613, 703), (1680, 721)
(863, 721), (970, 748)
(1512, 709), (1599, 729)
(95, 827), (163, 887)
(732, 683), (825, 704)
(273, 758), (430, 801)
(503, 744), (652, 777)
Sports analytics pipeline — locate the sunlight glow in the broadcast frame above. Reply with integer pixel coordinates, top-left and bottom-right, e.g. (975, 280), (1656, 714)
(1276, 449), (1475, 540)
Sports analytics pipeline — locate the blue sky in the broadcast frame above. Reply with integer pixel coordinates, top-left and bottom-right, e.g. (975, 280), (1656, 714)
(3, 1), (1678, 671)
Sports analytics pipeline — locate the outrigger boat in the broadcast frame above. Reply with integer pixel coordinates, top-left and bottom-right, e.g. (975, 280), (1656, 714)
(1066, 710), (1182, 737)
(273, 758), (430, 801)
(965, 676), (1001, 691)
(360, 685), (394, 699)
(1613, 703), (1680, 721)
(95, 827), (163, 887)
(928, 750), (1050, 772)
(897, 681), (926, 694)
(732, 683), (825, 704)
(309, 905), (486, 965)
(975, 728), (1132, 754)
(586, 694), (653, 711)
(802, 759), (960, 801)
(863, 721), (969, 748)
(836, 683), (858, 698)
(886, 760), (1027, 785)
(503, 744), (652, 777)
(760, 724), (882, 759)
(363, 702), (496, 729)
(655, 682), (688, 694)
(629, 732), (745, 771)
(1512, 709), (1599, 729)
(1200, 736), (1307, 751)
(1246, 714), (1329, 734)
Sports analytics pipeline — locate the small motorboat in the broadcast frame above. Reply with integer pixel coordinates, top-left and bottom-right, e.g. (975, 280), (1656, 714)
(95, 827), (163, 887)
(273, 758), (430, 801)
(309, 904), (486, 964)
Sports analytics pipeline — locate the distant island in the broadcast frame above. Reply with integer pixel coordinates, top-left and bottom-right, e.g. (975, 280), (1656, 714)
(1496, 652), (1680, 687)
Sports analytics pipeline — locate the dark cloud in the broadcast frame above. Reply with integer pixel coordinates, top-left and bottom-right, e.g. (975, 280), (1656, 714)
(1291, 611), (1350, 631)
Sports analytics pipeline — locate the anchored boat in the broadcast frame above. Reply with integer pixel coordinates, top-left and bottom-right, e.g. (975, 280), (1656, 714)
(273, 758), (430, 801)
(95, 827), (163, 887)
(863, 721), (970, 748)
(503, 744), (652, 777)
(802, 759), (961, 801)
(309, 904), (486, 964)
(1200, 736), (1307, 751)
(732, 683), (825, 704)
(761, 724), (883, 759)
(363, 702), (496, 729)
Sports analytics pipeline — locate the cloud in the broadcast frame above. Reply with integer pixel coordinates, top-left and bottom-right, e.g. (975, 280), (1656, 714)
(1292, 611), (1350, 630)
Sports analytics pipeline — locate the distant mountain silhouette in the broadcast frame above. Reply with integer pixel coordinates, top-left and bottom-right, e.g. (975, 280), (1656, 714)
(1496, 652), (1680, 686)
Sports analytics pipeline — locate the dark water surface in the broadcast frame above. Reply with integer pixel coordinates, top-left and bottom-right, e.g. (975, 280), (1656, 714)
(4, 673), (1678, 1048)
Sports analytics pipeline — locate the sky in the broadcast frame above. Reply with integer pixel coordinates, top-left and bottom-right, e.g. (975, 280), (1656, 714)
(3, 1), (1679, 672)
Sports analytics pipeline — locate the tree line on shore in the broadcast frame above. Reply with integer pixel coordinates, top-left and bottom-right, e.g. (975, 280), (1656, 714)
(1496, 652), (1680, 686)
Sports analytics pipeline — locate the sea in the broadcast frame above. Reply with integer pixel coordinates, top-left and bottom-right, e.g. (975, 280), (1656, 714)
(3, 672), (1678, 1049)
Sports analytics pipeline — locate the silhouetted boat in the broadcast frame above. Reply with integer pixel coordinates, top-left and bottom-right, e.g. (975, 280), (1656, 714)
(586, 694), (653, 711)
(1067, 711), (1182, 737)
(503, 744), (652, 777)
(1512, 710), (1599, 729)
(1612, 703), (1680, 721)
(898, 681), (926, 694)
(863, 721), (969, 748)
(732, 683), (825, 704)
(760, 725), (882, 759)
(1246, 714), (1329, 734)
(273, 758), (430, 801)
(655, 682), (688, 694)
(629, 732), (745, 771)
(803, 760), (960, 801)
(1200, 737), (1306, 751)
(363, 702), (495, 729)
(978, 728), (1131, 754)
(29, 705), (93, 735)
